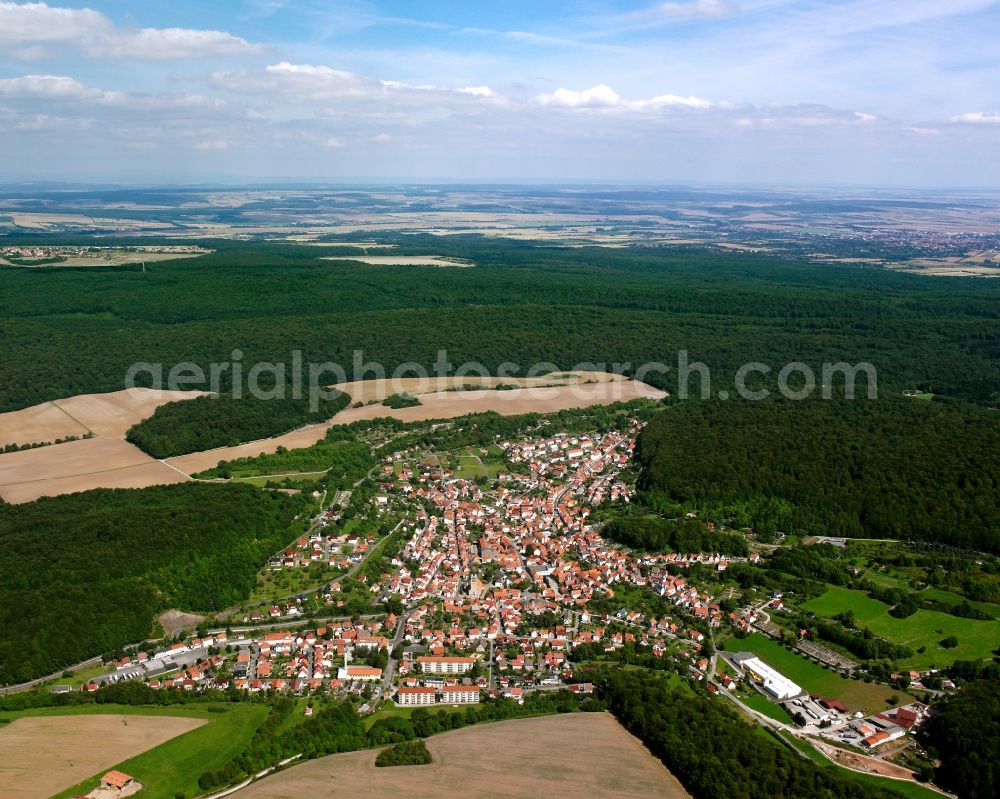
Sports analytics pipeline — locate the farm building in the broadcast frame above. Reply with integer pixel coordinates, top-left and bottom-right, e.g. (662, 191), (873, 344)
(100, 770), (136, 791)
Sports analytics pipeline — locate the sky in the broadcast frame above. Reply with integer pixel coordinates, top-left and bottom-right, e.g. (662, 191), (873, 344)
(0, 0), (998, 186)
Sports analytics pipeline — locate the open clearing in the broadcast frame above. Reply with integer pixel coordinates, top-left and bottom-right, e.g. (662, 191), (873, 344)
(236, 713), (690, 799)
(0, 252), (207, 268)
(166, 374), (665, 475)
(801, 586), (1000, 669)
(0, 388), (207, 446)
(0, 713), (204, 799)
(0, 437), (188, 504)
(724, 633), (915, 713)
(321, 255), (472, 266)
(0, 374), (662, 495)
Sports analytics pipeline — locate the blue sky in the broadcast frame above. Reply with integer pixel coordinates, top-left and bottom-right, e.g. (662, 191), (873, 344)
(0, 0), (998, 185)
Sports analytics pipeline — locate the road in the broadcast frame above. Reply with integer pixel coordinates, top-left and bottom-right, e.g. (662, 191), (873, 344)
(0, 655), (104, 695)
(380, 607), (415, 696)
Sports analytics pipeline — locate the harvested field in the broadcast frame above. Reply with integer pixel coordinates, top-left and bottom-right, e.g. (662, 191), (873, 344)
(0, 437), (188, 504)
(52, 389), (208, 438)
(0, 402), (89, 448)
(166, 374), (665, 475)
(236, 713), (690, 799)
(330, 379), (663, 424)
(0, 713), (204, 799)
(0, 388), (207, 446)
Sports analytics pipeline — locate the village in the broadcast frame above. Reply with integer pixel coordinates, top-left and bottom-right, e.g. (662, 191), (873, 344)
(72, 422), (732, 703)
(62, 417), (939, 786)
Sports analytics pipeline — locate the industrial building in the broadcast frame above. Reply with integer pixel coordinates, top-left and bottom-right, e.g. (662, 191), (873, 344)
(730, 652), (803, 700)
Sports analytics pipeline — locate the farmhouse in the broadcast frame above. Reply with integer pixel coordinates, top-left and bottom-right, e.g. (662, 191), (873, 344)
(730, 652), (802, 700)
(100, 770), (137, 792)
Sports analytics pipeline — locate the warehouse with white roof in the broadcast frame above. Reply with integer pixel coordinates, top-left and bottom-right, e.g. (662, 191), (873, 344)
(730, 651), (803, 700)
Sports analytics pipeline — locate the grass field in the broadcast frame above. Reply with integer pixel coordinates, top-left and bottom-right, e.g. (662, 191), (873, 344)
(455, 455), (488, 479)
(739, 689), (794, 724)
(801, 586), (1000, 669)
(48, 662), (109, 690)
(1, 703), (270, 799)
(233, 470), (327, 486)
(724, 634), (914, 713)
(917, 588), (1000, 619)
(362, 701), (461, 730)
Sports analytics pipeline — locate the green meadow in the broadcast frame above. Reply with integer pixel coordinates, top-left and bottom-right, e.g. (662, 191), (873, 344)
(801, 586), (1000, 669)
(724, 633), (914, 713)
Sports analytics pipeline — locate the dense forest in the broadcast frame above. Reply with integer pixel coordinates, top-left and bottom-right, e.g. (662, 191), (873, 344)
(636, 397), (1000, 552)
(0, 483), (307, 684)
(921, 679), (1000, 799)
(602, 515), (749, 556)
(125, 391), (350, 458)
(599, 670), (913, 799)
(0, 237), (997, 412)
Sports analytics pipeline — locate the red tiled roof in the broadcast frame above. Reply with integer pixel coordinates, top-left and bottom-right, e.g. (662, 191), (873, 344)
(101, 771), (134, 789)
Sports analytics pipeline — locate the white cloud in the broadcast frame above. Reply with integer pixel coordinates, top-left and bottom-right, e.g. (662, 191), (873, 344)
(457, 86), (497, 98)
(637, 93), (713, 109)
(0, 74), (106, 100)
(537, 84), (622, 108)
(211, 62), (382, 100)
(950, 111), (1000, 124)
(0, 73), (229, 114)
(655, 0), (738, 20)
(536, 84), (712, 111)
(210, 63), (507, 111)
(92, 27), (265, 60)
(0, 1), (266, 60)
(193, 139), (229, 150)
